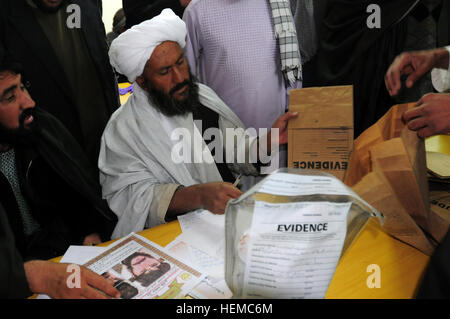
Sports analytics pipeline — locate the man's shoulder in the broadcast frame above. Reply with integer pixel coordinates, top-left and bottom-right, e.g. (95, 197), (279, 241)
(196, 82), (222, 104)
(103, 102), (130, 132)
(102, 97), (147, 140)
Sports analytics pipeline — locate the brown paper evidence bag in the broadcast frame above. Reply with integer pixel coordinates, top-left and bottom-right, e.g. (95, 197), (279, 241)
(289, 86), (449, 255)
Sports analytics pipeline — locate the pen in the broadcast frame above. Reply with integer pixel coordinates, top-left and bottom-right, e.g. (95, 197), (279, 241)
(233, 174), (242, 187)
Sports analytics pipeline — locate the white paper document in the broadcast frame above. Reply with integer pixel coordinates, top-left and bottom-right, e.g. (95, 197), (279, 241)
(258, 172), (353, 197)
(177, 209), (225, 260)
(166, 233), (224, 278)
(60, 245), (107, 264)
(175, 209), (232, 299)
(166, 235), (232, 299)
(83, 233), (205, 299)
(242, 201), (351, 299)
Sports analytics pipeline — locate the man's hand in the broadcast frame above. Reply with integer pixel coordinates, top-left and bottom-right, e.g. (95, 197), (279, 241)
(385, 48), (449, 96)
(24, 260), (120, 299)
(403, 93), (450, 138)
(82, 233), (102, 246)
(265, 111), (298, 153)
(197, 182), (243, 214)
(168, 182), (243, 217)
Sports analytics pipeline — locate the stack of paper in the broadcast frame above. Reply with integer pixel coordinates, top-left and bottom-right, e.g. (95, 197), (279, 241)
(170, 209), (232, 298)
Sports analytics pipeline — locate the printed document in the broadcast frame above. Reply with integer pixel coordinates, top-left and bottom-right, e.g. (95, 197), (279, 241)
(242, 201), (351, 298)
(258, 172), (353, 197)
(83, 233), (205, 299)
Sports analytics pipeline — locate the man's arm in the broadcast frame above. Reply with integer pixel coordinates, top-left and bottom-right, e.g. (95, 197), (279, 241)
(0, 203), (33, 298)
(24, 260), (119, 299)
(0, 201), (118, 299)
(385, 47), (450, 96)
(431, 46), (450, 93)
(167, 111), (298, 219)
(264, 111), (298, 155)
(402, 93), (450, 138)
(166, 182), (243, 219)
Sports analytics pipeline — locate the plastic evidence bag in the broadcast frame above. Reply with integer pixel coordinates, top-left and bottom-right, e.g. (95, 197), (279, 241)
(224, 168), (383, 299)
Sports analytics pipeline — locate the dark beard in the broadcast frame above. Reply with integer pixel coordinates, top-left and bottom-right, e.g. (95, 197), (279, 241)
(145, 78), (200, 117)
(32, 0), (66, 13)
(0, 108), (36, 146)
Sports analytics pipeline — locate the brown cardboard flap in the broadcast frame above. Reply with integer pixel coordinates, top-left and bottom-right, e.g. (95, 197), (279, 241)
(344, 103), (416, 186)
(344, 103), (449, 255)
(288, 86), (354, 181)
(353, 171), (435, 255)
(370, 137), (429, 231)
(288, 86), (353, 129)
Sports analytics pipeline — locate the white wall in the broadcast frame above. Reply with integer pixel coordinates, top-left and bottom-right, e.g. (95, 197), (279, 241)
(101, 0), (123, 33)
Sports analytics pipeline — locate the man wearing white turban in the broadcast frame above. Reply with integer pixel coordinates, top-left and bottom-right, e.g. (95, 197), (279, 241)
(101, 9), (297, 238)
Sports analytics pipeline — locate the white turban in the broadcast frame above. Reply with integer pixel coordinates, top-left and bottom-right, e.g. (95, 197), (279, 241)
(108, 9), (187, 83)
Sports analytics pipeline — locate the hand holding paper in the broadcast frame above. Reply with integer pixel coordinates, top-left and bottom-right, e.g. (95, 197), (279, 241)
(267, 111), (299, 149)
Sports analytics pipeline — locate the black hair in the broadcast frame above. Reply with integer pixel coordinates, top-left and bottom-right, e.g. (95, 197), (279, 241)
(0, 54), (23, 76)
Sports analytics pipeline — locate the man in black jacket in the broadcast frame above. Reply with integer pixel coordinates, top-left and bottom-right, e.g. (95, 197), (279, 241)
(311, 0), (450, 138)
(0, 0), (120, 167)
(0, 57), (117, 261)
(0, 203), (119, 299)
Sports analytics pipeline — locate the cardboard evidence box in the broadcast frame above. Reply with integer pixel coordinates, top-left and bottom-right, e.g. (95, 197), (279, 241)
(288, 85), (354, 181)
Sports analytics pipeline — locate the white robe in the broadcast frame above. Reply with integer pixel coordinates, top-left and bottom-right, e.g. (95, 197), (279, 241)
(99, 83), (259, 238)
(431, 46), (450, 93)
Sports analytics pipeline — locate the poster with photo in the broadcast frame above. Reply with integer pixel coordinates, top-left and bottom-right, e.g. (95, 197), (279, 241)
(84, 233), (205, 299)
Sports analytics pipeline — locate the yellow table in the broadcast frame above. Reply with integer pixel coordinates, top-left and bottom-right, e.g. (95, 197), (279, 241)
(326, 218), (429, 298)
(324, 134), (450, 298)
(96, 218), (427, 299)
(47, 217), (428, 299)
(50, 136), (447, 299)
(118, 82), (132, 105)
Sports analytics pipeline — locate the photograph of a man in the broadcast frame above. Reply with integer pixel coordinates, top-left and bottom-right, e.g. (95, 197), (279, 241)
(122, 251), (171, 287)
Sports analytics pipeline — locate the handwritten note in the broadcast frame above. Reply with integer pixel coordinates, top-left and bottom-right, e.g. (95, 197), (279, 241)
(242, 201), (351, 299)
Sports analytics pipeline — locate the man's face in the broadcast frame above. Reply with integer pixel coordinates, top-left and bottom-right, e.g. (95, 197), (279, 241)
(0, 72), (35, 131)
(32, 0), (65, 13)
(131, 255), (161, 276)
(141, 41), (192, 102)
(137, 41), (200, 117)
